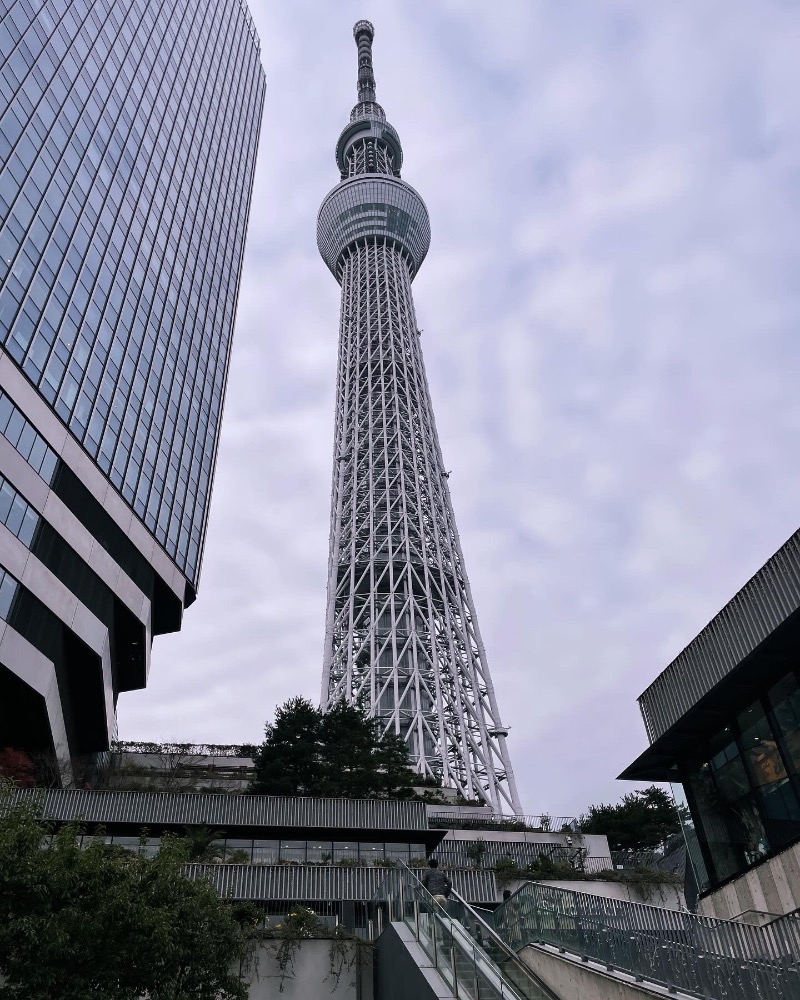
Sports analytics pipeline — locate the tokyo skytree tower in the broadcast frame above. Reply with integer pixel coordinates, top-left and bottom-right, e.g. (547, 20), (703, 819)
(317, 22), (522, 814)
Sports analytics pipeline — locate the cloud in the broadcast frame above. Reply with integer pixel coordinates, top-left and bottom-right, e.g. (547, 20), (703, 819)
(118, 0), (800, 817)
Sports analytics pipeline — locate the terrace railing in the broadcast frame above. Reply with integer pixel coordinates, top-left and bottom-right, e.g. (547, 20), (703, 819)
(491, 881), (800, 1000)
(428, 811), (579, 833)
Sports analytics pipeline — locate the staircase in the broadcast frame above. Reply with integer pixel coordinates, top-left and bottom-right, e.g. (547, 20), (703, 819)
(490, 880), (800, 1000)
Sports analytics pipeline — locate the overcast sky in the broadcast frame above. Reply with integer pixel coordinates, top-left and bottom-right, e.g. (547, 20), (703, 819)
(117, 1), (800, 817)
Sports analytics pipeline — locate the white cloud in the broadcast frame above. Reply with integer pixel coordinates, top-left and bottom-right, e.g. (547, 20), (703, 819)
(118, 0), (800, 817)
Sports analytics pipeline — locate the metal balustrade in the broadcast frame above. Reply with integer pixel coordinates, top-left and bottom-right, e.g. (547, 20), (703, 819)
(368, 863), (558, 999)
(491, 881), (800, 1000)
(428, 811), (579, 833)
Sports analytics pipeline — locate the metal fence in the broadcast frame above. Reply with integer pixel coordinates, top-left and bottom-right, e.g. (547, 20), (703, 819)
(185, 863), (500, 904)
(111, 741), (254, 757)
(428, 811), (579, 833)
(434, 840), (587, 869)
(492, 881), (800, 1000)
(6, 787), (431, 832)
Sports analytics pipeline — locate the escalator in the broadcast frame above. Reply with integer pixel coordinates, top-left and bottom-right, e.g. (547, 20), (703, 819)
(371, 863), (561, 1000)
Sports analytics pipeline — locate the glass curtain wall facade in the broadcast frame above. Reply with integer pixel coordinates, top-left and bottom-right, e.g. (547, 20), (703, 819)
(73, 834), (429, 865)
(0, 0), (263, 581)
(678, 666), (800, 893)
(0, 0), (264, 768)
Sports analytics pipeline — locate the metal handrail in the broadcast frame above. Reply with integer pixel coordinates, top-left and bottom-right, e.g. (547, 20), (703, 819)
(397, 863), (557, 999)
(449, 886), (560, 1000)
(492, 880), (800, 1000)
(371, 863), (554, 999)
(427, 811), (579, 832)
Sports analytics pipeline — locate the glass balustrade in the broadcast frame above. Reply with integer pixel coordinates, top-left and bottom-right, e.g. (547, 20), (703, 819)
(368, 864), (557, 1000)
(491, 881), (800, 1000)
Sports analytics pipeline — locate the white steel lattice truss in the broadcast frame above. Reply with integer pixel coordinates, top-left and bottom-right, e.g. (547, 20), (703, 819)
(318, 22), (522, 814)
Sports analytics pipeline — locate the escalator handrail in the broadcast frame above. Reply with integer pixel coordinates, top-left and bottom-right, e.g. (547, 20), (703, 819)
(396, 862), (561, 1000)
(448, 886), (562, 1000)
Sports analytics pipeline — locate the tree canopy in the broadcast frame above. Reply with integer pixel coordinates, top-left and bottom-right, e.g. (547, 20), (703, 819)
(249, 696), (418, 798)
(580, 785), (681, 852)
(0, 748), (35, 788)
(0, 796), (253, 1000)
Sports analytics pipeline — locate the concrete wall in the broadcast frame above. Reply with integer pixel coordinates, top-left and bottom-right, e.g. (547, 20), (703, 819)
(374, 923), (454, 1000)
(519, 943), (693, 1000)
(698, 842), (800, 920)
(2, 941), (373, 1000)
(242, 939), (373, 1000)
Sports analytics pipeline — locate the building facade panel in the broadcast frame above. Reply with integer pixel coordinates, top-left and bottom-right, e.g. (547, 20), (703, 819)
(185, 863), (500, 905)
(9, 787), (433, 833)
(638, 530), (800, 743)
(0, 0), (264, 583)
(0, 0), (265, 767)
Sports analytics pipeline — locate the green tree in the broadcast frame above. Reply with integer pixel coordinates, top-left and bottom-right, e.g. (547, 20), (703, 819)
(249, 696), (324, 796)
(464, 837), (488, 868)
(183, 825), (226, 862)
(0, 796), (251, 1000)
(249, 696), (417, 798)
(580, 785), (680, 852)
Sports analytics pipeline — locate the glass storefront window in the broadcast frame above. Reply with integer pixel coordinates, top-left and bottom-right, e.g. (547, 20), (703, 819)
(384, 842), (410, 861)
(359, 842), (384, 860)
(224, 839), (252, 862)
(712, 729), (771, 866)
(333, 841), (358, 862)
(738, 698), (800, 850)
(280, 840), (305, 863)
(307, 840), (333, 862)
(768, 673), (800, 775)
(679, 669), (800, 891)
(139, 837), (160, 858)
(671, 781), (710, 894)
(110, 836), (142, 853)
(252, 840), (279, 864)
(686, 760), (747, 883)
(738, 701), (787, 789)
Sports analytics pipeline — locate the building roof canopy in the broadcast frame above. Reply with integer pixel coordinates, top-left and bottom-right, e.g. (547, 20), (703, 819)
(622, 603), (800, 781)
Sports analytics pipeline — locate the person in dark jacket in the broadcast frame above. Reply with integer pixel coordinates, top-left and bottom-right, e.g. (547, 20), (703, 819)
(421, 858), (452, 906)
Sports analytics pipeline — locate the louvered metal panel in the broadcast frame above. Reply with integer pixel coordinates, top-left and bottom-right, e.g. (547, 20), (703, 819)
(184, 863), (500, 904)
(8, 789), (429, 832)
(638, 530), (800, 743)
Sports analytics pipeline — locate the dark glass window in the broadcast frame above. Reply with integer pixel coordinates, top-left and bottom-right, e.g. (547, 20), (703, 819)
(279, 840), (306, 863)
(0, 0), (265, 585)
(333, 841), (358, 862)
(681, 667), (800, 893)
(306, 840), (333, 862)
(768, 674), (800, 775)
(738, 698), (800, 851)
(251, 839), (279, 864)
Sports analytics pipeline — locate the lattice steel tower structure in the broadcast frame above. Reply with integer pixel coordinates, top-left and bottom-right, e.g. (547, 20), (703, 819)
(317, 21), (522, 814)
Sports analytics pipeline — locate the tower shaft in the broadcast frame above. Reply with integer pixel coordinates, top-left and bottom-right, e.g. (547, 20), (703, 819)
(317, 22), (521, 814)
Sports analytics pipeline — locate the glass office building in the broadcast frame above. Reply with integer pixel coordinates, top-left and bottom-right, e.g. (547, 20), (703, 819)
(0, 0), (265, 771)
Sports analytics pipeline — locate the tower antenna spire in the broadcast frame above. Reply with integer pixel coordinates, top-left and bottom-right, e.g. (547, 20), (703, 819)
(318, 23), (523, 815)
(353, 20), (376, 103)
